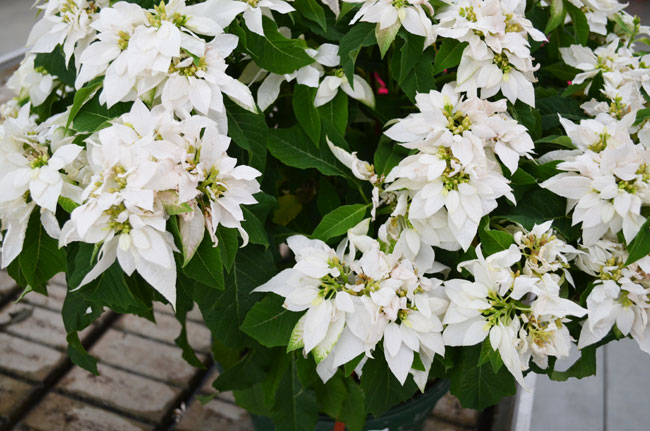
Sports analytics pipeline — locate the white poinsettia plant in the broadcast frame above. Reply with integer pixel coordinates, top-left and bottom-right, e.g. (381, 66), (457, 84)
(3, 0), (650, 428)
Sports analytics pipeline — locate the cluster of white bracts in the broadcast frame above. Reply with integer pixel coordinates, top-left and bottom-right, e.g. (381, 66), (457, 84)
(0, 0), (265, 306)
(257, 220), (588, 388)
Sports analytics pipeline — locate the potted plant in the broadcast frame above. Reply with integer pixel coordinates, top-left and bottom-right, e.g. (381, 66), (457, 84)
(2, 0), (650, 429)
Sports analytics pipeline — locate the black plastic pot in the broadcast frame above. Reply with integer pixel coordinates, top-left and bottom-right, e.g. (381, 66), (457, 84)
(250, 379), (451, 431)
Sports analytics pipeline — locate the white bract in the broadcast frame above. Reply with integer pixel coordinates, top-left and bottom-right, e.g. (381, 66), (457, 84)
(438, 0), (545, 106)
(383, 84), (527, 250)
(27, 0), (109, 66)
(348, 0), (436, 43)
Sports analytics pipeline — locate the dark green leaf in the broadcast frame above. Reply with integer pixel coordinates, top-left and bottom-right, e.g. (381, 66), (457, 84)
(400, 50), (436, 101)
(318, 91), (348, 136)
(374, 138), (407, 176)
(66, 76), (104, 129)
(67, 332), (98, 375)
(548, 345), (597, 381)
(271, 357), (319, 431)
(312, 204), (368, 241)
(72, 93), (131, 133)
(217, 227), (239, 272)
(339, 380), (366, 431)
(183, 235), (225, 290)
(315, 372), (348, 418)
(174, 277), (205, 368)
(241, 294), (302, 347)
(225, 99), (268, 173)
(213, 349), (269, 391)
(433, 39), (468, 73)
(478, 216), (515, 256)
(565, 2), (589, 45)
(339, 22), (376, 83)
(194, 246), (277, 347)
(449, 345), (516, 410)
(34, 46), (76, 87)
(292, 85), (321, 147)
(396, 32), (425, 85)
(360, 353), (418, 416)
(625, 217), (650, 265)
(293, 0), (327, 31)
(267, 126), (352, 179)
(18, 211), (66, 291)
(231, 18), (314, 75)
(242, 207), (270, 247)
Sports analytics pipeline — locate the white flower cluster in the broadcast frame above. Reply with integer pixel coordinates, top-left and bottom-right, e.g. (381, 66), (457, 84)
(257, 220), (588, 387)
(443, 223), (587, 385)
(255, 219), (448, 389)
(381, 83), (533, 251)
(1, 0), (266, 307)
(542, 35), (650, 245)
(74, 0), (256, 122)
(436, 0), (546, 106)
(57, 101), (260, 305)
(576, 239), (650, 354)
(348, 0), (436, 44)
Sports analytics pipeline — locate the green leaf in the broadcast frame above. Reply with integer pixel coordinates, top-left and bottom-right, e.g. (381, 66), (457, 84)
(360, 353), (418, 416)
(478, 216), (515, 256)
(376, 21), (400, 59)
(164, 202), (193, 215)
(565, 2), (589, 45)
(58, 196), (80, 213)
(66, 76), (104, 129)
(344, 353), (364, 377)
(61, 289), (103, 333)
(213, 349), (269, 391)
(339, 380), (366, 431)
(217, 226), (239, 272)
(339, 22), (376, 83)
(241, 294), (303, 347)
(18, 211), (66, 291)
(400, 50), (436, 101)
(174, 277), (205, 369)
(72, 93), (131, 133)
(433, 39), (468, 73)
(242, 206), (270, 247)
(34, 46), (76, 87)
(312, 204), (368, 241)
(535, 135), (576, 149)
(634, 107), (650, 126)
(292, 85), (321, 147)
(193, 246), (277, 347)
(374, 138), (407, 176)
(67, 243), (154, 319)
(67, 332), (98, 375)
(478, 338), (504, 374)
(317, 178), (342, 215)
(545, 0), (565, 33)
(293, 0), (327, 31)
(449, 345), (516, 410)
(271, 357), (319, 431)
(225, 99), (268, 173)
(493, 188), (579, 241)
(183, 235), (225, 290)
(318, 91), (348, 136)
(548, 345), (597, 381)
(267, 126), (352, 179)
(395, 32), (425, 85)
(315, 372), (348, 418)
(625, 217), (650, 265)
(231, 17), (314, 75)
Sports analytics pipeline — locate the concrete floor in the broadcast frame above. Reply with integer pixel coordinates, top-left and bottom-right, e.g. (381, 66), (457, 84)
(0, 0), (36, 57)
